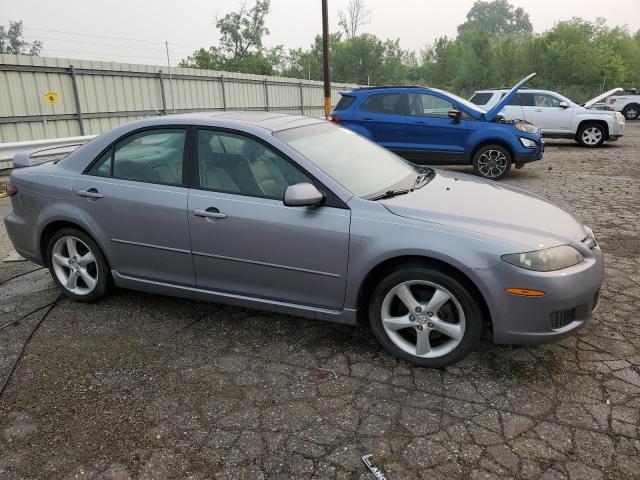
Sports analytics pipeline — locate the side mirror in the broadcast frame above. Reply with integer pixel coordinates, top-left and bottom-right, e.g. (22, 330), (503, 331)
(283, 183), (324, 207)
(448, 109), (462, 124)
(559, 101), (569, 109)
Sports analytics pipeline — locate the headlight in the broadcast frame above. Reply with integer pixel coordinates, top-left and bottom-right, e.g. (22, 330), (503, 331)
(502, 245), (583, 272)
(615, 112), (625, 124)
(519, 137), (538, 148)
(514, 121), (539, 134)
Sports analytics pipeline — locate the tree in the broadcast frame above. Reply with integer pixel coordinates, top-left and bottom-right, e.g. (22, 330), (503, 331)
(180, 0), (283, 75)
(338, 0), (371, 39)
(0, 20), (42, 55)
(458, 0), (532, 36)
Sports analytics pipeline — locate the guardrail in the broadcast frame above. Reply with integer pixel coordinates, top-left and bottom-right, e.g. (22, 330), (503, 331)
(0, 135), (97, 190)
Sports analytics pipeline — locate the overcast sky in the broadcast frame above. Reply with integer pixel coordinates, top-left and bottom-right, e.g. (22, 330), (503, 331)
(2, 0), (639, 66)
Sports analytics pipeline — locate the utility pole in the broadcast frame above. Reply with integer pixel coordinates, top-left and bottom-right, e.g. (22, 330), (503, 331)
(321, 0), (331, 118)
(165, 41), (176, 113)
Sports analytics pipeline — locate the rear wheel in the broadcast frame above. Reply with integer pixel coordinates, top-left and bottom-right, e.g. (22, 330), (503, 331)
(369, 267), (483, 368)
(622, 105), (639, 121)
(472, 145), (512, 180)
(577, 123), (606, 147)
(47, 228), (111, 302)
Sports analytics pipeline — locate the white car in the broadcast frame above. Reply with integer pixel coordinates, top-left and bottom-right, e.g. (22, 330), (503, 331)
(470, 88), (625, 147)
(602, 91), (640, 120)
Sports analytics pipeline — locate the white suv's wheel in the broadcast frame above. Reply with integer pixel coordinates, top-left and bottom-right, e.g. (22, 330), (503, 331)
(47, 228), (111, 302)
(622, 105), (639, 120)
(577, 123), (606, 147)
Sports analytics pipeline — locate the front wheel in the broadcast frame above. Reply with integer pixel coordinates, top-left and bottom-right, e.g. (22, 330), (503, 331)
(472, 145), (512, 180)
(577, 123), (606, 147)
(622, 105), (639, 121)
(369, 267), (483, 368)
(47, 228), (111, 302)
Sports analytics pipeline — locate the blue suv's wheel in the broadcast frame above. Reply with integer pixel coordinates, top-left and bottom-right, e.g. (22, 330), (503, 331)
(472, 145), (512, 180)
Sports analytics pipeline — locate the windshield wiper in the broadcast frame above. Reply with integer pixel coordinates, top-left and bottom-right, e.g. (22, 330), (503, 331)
(369, 189), (411, 200)
(370, 169), (435, 201)
(412, 168), (436, 188)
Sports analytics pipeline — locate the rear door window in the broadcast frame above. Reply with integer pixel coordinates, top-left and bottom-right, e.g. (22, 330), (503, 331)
(360, 93), (407, 115)
(470, 92), (494, 105)
(87, 129), (187, 186)
(508, 93), (535, 106)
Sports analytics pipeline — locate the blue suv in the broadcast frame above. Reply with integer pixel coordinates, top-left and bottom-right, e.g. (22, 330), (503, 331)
(329, 74), (544, 180)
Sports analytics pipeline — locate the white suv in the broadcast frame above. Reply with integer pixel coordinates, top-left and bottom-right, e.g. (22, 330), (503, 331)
(470, 88), (625, 147)
(604, 91), (640, 120)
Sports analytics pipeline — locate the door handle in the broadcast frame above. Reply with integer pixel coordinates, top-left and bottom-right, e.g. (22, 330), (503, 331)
(361, 118), (374, 121)
(194, 208), (227, 219)
(534, 108), (543, 112)
(77, 189), (103, 199)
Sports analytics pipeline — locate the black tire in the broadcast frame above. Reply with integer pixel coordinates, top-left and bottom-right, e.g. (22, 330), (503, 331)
(46, 228), (111, 302)
(368, 267), (483, 368)
(472, 144), (512, 180)
(576, 123), (606, 147)
(622, 104), (639, 121)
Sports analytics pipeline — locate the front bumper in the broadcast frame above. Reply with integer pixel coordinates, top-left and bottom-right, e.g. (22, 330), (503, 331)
(514, 141), (544, 165)
(474, 244), (604, 344)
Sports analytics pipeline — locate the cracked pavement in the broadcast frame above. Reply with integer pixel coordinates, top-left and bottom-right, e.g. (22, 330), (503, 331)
(1, 123), (639, 479)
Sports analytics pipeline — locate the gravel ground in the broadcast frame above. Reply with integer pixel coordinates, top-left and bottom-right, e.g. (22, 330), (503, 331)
(0, 123), (639, 480)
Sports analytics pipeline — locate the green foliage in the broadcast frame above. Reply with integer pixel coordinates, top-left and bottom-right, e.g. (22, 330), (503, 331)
(417, 18), (640, 102)
(179, 0), (283, 75)
(458, 0), (533, 36)
(0, 20), (42, 55)
(180, 0), (640, 103)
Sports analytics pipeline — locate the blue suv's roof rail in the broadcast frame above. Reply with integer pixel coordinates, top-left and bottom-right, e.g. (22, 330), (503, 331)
(351, 85), (428, 91)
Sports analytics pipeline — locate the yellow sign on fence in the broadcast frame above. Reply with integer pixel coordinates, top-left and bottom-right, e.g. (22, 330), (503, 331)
(43, 90), (59, 104)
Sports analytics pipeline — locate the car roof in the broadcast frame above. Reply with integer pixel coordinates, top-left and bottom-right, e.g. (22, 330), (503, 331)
(474, 88), (548, 94)
(342, 85), (432, 95)
(118, 111), (325, 133)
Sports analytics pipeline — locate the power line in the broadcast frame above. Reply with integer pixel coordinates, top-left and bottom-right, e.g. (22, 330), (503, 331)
(23, 35), (197, 54)
(42, 48), (168, 61)
(24, 27), (166, 45)
(23, 27), (202, 51)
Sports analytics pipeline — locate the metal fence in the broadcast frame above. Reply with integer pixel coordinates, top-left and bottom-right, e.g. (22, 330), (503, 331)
(0, 54), (358, 144)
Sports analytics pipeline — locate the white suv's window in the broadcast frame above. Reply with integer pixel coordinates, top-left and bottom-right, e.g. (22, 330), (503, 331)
(532, 93), (563, 108)
(470, 92), (494, 106)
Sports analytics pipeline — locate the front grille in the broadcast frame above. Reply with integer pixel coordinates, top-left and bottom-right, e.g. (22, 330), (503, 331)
(549, 308), (576, 330)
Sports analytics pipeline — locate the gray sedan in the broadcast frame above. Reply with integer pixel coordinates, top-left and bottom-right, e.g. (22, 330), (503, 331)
(4, 112), (604, 367)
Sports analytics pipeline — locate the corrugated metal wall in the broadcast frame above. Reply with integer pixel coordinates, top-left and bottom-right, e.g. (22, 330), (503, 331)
(0, 54), (358, 143)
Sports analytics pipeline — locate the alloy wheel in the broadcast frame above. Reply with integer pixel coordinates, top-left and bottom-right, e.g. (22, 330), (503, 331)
(581, 127), (603, 145)
(51, 236), (99, 296)
(625, 107), (639, 120)
(381, 280), (466, 359)
(477, 149), (508, 178)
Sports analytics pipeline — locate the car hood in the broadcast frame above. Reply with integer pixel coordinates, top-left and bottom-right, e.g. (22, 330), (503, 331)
(380, 170), (586, 250)
(584, 87), (623, 108)
(485, 73), (536, 122)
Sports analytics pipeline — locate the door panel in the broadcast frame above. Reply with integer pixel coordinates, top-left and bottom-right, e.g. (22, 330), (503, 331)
(405, 93), (469, 164)
(74, 127), (193, 286)
(188, 191), (350, 309)
(73, 177), (193, 285)
(529, 93), (573, 133)
(188, 128), (350, 310)
(354, 93), (407, 154)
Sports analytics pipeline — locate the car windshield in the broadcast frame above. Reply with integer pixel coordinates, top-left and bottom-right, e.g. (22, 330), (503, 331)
(274, 122), (418, 198)
(432, 88), (487, 115)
